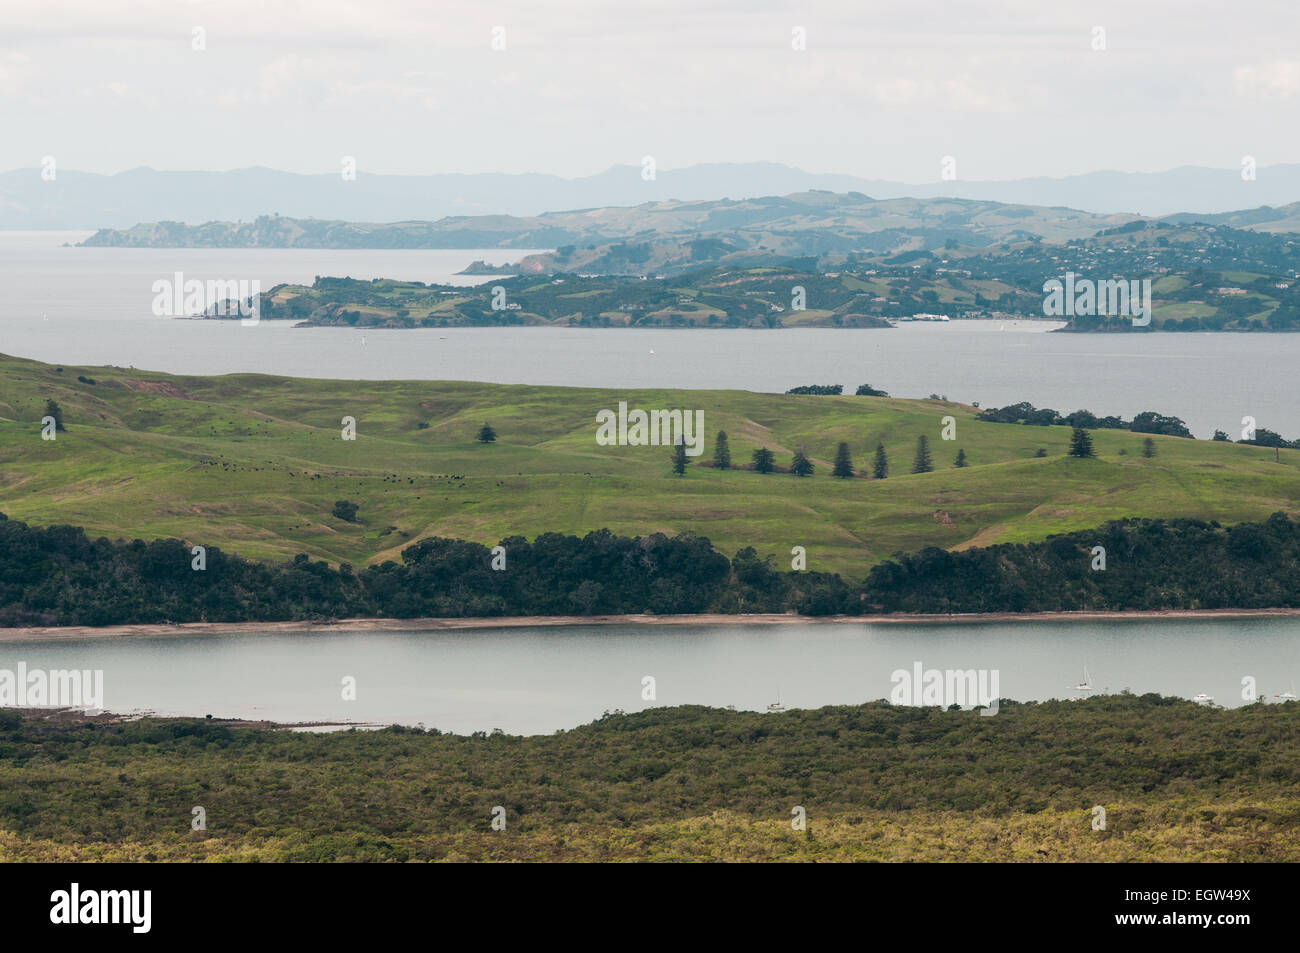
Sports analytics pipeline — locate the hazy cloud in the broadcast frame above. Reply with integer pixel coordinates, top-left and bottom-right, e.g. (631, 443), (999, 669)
(2, 0), (1298, 181)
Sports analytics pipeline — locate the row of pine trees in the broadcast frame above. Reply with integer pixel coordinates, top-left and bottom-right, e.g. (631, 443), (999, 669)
(671, 432), (971, 478)
(673, 426), (1109, 477)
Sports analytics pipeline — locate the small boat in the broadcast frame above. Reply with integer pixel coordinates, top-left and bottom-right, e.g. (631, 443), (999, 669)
(1274, 682), (1297, 701)
(1193, 692), (1214, 704)
(1074, 667), (1093, 693)
(766, 689), (786, 712)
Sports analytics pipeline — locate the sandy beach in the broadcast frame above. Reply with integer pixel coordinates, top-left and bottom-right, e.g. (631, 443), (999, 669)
(1, 607), (1298, 643)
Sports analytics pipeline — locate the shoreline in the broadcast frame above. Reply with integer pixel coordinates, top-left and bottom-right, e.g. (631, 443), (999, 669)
(0, 607), (1298, 643)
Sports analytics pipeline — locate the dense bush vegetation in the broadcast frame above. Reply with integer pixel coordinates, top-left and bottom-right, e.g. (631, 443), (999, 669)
(0, 696), (1296, 861)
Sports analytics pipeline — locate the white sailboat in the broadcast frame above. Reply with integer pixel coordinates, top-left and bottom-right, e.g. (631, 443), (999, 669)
(1074, 666), (1093, 693)
(766, 689), (786, 712)
(1274, 682), (1298, 701)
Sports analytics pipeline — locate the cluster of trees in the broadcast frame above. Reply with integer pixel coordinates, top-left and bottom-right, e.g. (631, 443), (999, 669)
(977, 402), (1193, 438)
(5, 511), (1300, 626)
(783, 384), (890, 396)
(785, 384), (843, 395)
(861, 512), (1300, 613)
(1215, 426), (1300, 448)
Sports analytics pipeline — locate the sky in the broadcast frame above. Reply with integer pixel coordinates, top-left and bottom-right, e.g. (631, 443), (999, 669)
(3, 0), (1299, 182)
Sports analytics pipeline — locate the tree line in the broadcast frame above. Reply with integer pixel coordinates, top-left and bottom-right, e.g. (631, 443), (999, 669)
(2, 510), (1299, 625)
(978, 400), (1300, 447)
(784, 384), (890, 396)
(976, 401), (1194, 438)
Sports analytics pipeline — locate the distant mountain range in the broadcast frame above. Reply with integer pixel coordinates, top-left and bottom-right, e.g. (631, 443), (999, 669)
(6, 161), (1300, 229)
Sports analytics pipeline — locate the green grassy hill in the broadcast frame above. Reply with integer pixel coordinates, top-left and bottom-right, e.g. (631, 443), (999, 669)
(0, 352), (1296, 577)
